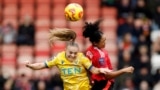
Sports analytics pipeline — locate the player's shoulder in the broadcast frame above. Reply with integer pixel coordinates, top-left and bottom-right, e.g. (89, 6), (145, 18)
(57, 51), (65, 58)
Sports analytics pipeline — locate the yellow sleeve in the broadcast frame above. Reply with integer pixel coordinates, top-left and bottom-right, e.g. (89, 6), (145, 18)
(81, 54), (93, 70)
(45, 56), (58, 68)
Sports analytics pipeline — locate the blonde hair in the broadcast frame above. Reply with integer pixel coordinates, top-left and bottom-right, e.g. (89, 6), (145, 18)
(49, 28), (77, 44)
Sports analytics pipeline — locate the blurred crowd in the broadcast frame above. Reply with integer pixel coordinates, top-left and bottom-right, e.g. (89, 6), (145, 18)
(0, 0), (160, 90)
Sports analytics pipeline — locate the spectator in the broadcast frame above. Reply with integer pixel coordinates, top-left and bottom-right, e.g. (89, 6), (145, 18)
(1, 23), (17, 44)
(118, 49), (134, 69)
(139, 80), (151, 90)
(134, 66), (153, 89)
(153, 81), (160, 90)
(16, 15), (35, 46)
(0, 68), (6, 90)
(118, 32), (134, 52)
(152, 5), (160, 29)
(119, 77), (135, 90)
(151, 31), (160, 74)
(0, 22), (3, 44)
(117, 0), (132, 18)
(153, 68), (160, 84)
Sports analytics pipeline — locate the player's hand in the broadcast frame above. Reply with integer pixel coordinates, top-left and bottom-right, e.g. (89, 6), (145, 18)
(123, 66), (134, 73)
(24, 61), (31, 67)
(99, 68), (112, 74)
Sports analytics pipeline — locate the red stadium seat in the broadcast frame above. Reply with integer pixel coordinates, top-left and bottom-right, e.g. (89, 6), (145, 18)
(101, 18), (118, 31)
(3, 0), (18, 5)
(17, 55), (33, 66)
(52, 0), (67, 5)
(35, 56), (50, 63)
(52, 19), (67, 28)
(36, 0), (51, 4)
(35, 30), (49, 43)
(85, 0), (100, 7)
(51, 41), (66, 55)
(1, 44), (17, 66)
(103, 31), (117, 40)
(36, 4), (51, 17)
(18, 46), (34, 56)
(68, 19), (83, 28)
(1, 65), (16, 78)
(35, 43), (51, 57)
(68, 0), (84, 5)
(1, 56), (16, 66)
(85, 7), (100, 18)
(3, 5), (18, 16)
(35, 17), (51, 29)
(2, 17), (18, 29)
(19, 4), (35, 19)
(1, 44), (17, 55)
(20, 0), (35, 4)
(101, 7), (117, 18)
(52, 5), (65, 18)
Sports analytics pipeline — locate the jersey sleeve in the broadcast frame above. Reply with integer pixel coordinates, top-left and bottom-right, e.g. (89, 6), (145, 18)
(81, 54), (93, 70)
(45, 56), (58, 68)
(86, 50), (93, 60)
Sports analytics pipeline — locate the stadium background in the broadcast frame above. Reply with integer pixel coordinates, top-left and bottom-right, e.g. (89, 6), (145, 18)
(0, 0), (160, 90)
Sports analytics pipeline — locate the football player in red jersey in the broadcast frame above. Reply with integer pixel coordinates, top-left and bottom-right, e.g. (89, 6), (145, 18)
(83, 20), (115, 90)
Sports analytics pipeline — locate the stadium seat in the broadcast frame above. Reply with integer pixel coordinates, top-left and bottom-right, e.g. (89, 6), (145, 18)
(52, 5), (65, 18)
(52, 19), (67, 28)
(1, 44), (17, 66)
(85, 7), (100, 19)
(68, 19), (83, 28)
(2, 17), (18, 29)
(17, 55), (33, 67)
(3, 0), (18, 5)
(1, 56), (16, 66)
(19, 4), (35, 19)
(35, 17), (51, 29)
(20, 0), (35, 4)
(105, 40), (117, 54)
(3, 4), (18, 16)
(101, 18), (118, 31)
(52, 0), (67, 5)
(35, 56), (50, 63)
(35, 43), (51, 57)
(104, 30), (117, 40)
(85, 0), (100, 7)
(36, 0), (51, 4)
(1, 44), (17, 55)
(51, 41), (66, 55)
(16, 66), (33, 78)
(18, 46), (34, 56)
(35, 30), (49, 43)
(101, 7), (117, 18)
(1, 65), (16, 78)
(36, 4), (51, 17)
(68, 0), (84, 5)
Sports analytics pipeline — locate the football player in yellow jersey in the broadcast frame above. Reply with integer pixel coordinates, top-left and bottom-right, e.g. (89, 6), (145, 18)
(25, 28), (134, 90)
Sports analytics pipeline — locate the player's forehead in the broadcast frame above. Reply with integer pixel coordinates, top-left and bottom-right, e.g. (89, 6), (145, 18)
(67, 45), (79, 52)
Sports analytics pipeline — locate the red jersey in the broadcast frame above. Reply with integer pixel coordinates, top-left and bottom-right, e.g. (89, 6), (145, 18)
(85, 45), (113, 81)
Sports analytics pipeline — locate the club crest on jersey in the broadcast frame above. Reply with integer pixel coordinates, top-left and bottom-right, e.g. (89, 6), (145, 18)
(99, 58), (105, 66)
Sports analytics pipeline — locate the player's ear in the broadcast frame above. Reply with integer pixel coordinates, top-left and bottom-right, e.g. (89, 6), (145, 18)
(93, 42), (98, 46)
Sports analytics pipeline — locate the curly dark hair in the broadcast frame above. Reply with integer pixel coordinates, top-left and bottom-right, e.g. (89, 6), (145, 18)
(83, 19), (103, 43)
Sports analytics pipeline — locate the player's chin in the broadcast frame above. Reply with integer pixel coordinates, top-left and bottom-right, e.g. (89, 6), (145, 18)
(68, 58), (76, 61)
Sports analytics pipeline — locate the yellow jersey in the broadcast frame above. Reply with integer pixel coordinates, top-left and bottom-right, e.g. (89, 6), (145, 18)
(45, 51), (92, 90)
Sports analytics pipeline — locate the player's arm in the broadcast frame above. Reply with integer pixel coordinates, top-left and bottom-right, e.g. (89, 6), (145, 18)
(89, 66), (111, 74)
(25, 56), (57, 70)
(104, 66), (134, 79)
(82, 55), (110, 74)
(26, 61), (46, 70)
